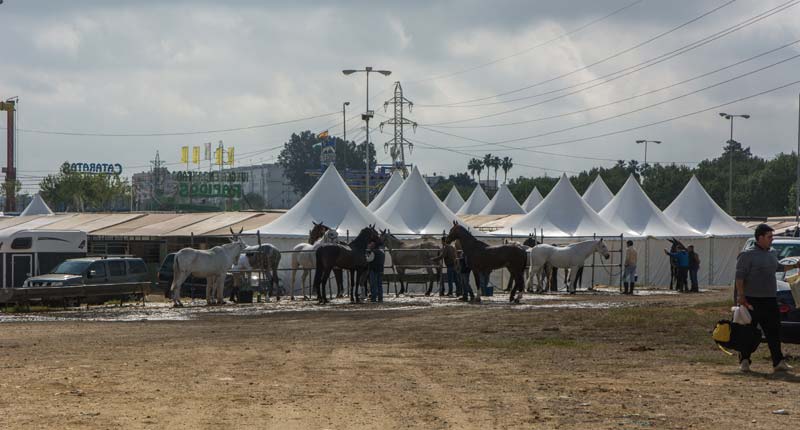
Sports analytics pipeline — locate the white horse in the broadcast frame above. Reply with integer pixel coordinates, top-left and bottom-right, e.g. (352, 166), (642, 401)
(290, 229), (339, 299)
(170, 228), (247, 307)
(524, 239), (610, 297)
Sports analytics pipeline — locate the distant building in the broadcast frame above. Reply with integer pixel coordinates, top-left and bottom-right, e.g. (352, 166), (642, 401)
(232, 163), (301, 209)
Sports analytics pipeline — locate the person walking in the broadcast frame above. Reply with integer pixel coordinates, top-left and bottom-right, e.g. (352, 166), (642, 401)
(735, 223), (798, 373)
(623, 240), (637, 295)
(688, 245), (700, 292)
(664, 246), (689, 292)
(458, 252), (475, 302)
(431, 237), (459, 296)
(368, 239), (385, 303)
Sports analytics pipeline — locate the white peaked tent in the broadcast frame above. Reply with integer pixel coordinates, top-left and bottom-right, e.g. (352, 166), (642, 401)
(367, 170), (404, 211)
(497, 174), (621, 237)
(244, 164), (409, 238)
(582, 176), (614, 212)
(600, 175), (698, 238)
(664, 175), (751, 237)
(521, 187), (544, 212)
(457, 184), (490, 215)
(442, 186), (466, 213)
(375, 166), (459, 234)
(20, 194), (54, 216)
(479, 183), (526, 215)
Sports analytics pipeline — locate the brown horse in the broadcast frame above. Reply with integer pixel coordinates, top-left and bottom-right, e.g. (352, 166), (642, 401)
(380, 230), (442, 296)
(445, 221), (527, 303)
(313, 225), (380, 304)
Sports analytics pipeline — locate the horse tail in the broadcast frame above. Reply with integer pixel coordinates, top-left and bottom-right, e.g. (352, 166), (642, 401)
(170, 255), (181, 294)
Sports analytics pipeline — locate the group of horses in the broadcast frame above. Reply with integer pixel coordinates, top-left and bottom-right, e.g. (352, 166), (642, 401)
(167, 221), (612, 307)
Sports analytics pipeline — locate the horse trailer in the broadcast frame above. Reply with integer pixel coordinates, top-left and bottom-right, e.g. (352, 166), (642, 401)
(0, 229), (87, 289)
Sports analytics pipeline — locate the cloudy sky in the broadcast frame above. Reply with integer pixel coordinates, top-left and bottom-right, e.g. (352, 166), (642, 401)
(1, 0), (799, 192)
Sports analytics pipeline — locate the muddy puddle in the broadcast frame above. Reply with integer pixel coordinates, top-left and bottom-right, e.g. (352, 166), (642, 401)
(0, 288), (690, 323)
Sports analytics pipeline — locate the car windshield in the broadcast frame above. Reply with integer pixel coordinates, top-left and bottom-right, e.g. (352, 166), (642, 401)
(51, 261), (91, 275)
(773, 243), (800, 259)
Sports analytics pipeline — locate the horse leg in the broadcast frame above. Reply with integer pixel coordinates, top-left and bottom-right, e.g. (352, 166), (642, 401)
(398, 268), (406, 296)
(217, 275), (225, 304)
(567, 266), (579, 294)
(424, 267), (433, 296)
(205, 276), (214, 305)
(319, 269), (332, 304)
(171, 272), (188, 307)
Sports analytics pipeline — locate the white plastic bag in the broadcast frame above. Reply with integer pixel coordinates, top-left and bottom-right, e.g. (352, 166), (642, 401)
(732, 305), (752, 325)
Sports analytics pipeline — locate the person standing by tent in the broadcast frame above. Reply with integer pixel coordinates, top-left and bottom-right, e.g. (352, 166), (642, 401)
(664, 246), (689, 292)
(623, 240), (637, 295)
(735, 223), (798, 372)
(431, 237), (459, 296)
(367, 238), (385, 303)
(688, 245), (700, 292)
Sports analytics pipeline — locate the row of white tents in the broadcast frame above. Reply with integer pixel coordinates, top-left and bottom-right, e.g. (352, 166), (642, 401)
(242, 164), (750, 289)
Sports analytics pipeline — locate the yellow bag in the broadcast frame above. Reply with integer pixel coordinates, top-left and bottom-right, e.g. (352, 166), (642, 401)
(712, 321), (731, 343)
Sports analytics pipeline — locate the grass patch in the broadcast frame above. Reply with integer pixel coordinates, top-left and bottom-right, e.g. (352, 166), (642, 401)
(463, 337), (588, 350)
(1, 305), (51, 313)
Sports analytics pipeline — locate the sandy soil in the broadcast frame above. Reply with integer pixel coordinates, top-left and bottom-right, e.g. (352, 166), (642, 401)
(1, 287), (799, 429)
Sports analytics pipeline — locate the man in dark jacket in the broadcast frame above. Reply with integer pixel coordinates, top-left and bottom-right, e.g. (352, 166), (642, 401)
(431, 237), (459, 296)
(665, 246), (689, 292)
(368, 239), (385, 303)
(458, 252), (474, 302)
(735, 224), (799, 373)
(687, 245), (700, 292)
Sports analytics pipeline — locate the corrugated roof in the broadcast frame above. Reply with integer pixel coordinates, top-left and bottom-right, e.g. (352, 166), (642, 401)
(169, 212), (263, 236)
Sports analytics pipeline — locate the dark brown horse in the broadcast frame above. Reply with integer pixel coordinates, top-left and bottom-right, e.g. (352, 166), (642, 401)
(445, 221), (527, 303)
(313, 225), (380, 304)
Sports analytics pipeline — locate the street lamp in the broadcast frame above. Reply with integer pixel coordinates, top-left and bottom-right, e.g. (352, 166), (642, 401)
(343, 67), (392, 204)
(342, 101), (350, 168)
(635, 139), (661, 182)
(719, 112), (750, 215)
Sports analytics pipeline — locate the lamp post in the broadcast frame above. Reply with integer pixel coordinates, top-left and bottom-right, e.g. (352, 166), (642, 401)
(343, 67), (392, 204)
(719, 112), (750, 215)
(635, 139), (661, 182)
(342, 101), (350, 168)
(796, 92), (800, 226)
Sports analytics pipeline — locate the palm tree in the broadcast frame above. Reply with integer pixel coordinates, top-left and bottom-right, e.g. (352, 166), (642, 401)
(474, 159), (484, 184)
(467, 158), (481, 181)
(501, 156), (513, 183)
(491, 155), (501, 184)
(483, 153), (493, 185)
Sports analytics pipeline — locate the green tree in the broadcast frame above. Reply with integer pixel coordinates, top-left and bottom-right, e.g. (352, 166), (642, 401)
(433, 172), (476, 200)
(482, 153), (493, 185)
(39, 162), (130, 212)
(467, 158), (482, 181)
(243, 192), (266, 210)
(501, 156), (513, 183)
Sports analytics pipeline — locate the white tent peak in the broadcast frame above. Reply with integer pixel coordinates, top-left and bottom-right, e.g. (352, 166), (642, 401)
(479, 183), (525, 215)
(599, 174), (698, 237)
(442, 186), (466, 213)
(521, 187), (544, 212)
(664, 175), (750, 237)
(375, 166), (459, 234)
(496, 173), (621, 237)
(457, 184), (490, 215)
(245, 164), (409, 237)
(20, 194), (54, 216)
(367, 170), (404, 211)
(582, 175), (614, 212)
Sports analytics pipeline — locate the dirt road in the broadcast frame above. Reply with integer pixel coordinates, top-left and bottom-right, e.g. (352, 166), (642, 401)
(1, 288), (798, 429)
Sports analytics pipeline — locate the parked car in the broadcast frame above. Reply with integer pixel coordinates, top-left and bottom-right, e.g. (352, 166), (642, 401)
(157, 253), (233, 299)
(737, 238), (800, 322)
(23, 256), (151, 305)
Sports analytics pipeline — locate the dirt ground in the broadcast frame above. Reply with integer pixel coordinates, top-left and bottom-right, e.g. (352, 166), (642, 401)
(1, 287), (799, 429)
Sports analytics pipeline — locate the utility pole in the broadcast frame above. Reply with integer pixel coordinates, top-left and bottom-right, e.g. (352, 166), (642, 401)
(1, 98), (16, 212)
(342, 101), (350, 169)
(796, 91), (800, 226)
(380, 81), (417, 176)
(343, 67), (392, 204)
(719, 112), (750, 215)
(635, 139), (661, 183)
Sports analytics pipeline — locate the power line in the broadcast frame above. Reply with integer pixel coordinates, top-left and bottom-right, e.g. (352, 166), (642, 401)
(423, 41), (800, 130)
(408, 0), (647, 84)
(419, 0), (799, 125)
(416, 0), (738, 108)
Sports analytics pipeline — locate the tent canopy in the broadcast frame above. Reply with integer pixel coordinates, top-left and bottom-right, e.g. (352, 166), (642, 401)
(375, 166), (459, 234)
(20, 194), (54, 216)
(457, 184), (490, 215)
(245, 164), (409, 237)
(479, 183), (526, 215)
(582, 176), (614, 212)
(497, 174), (621, 237)
(521, 187), (543, 212)
(442, 186), (466, 213)
(599, 175), (699, 237)
(367, 170), (404, 211)
(664, 175), (751, 237)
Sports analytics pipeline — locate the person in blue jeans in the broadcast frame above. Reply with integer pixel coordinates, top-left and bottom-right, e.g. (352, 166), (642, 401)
(687, 245), (700, 292)
(368, 240), (385, 302)
(665, 246), (689, 292)
(431, 237), (459, 296)
(459, 253), (474, 302)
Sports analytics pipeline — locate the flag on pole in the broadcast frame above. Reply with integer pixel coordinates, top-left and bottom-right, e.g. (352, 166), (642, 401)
(227, 147), (235, 166)
(192, 146), (200, 164)
(180, 146), (189, 163)
(215, 147), (223, 166)
(317, 130), (329, 139)
(204, 142), (211, 160)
